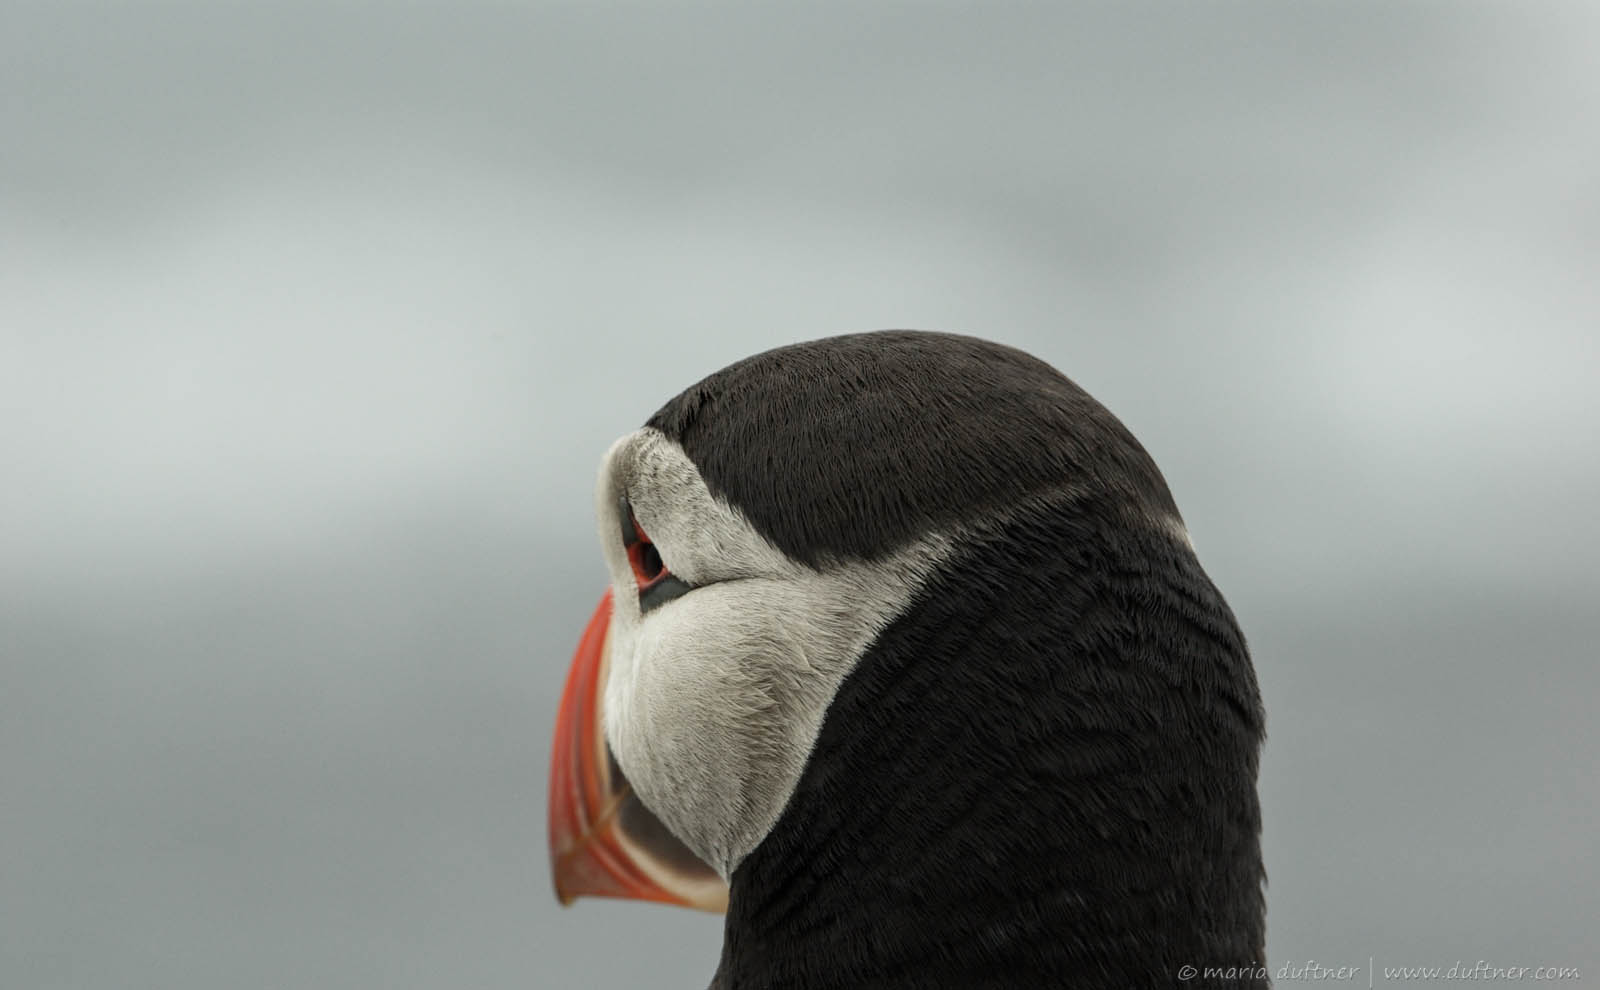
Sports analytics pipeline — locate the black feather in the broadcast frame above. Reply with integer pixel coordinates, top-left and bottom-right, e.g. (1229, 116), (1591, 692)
(646, 331), (1264, 988)
(648, 330), (1182, 567)
(710, 497), (1266, 989)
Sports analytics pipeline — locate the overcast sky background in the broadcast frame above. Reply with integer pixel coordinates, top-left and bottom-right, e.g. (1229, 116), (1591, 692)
(4, 2), (1597, 987)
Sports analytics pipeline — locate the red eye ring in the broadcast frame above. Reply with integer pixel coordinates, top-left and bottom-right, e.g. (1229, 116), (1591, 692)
(625, 514), (671, 590)
(618, 498), (695, 615)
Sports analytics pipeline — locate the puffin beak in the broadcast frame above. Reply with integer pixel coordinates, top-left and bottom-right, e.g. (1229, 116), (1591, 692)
(548, 589), (729, 913)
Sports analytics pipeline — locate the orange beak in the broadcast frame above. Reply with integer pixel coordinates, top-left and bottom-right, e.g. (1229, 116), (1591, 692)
(547, 589), (729, 912)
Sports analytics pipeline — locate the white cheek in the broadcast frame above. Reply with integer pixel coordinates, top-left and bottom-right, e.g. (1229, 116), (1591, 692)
(601, 597), (639, 737)
(593, 427), (951, 879)
(601, 559), (943, 878)
(605, 581), (809, 877)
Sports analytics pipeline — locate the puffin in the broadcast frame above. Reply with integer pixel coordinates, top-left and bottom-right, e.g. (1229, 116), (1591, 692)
(548, 331), (1267, 989)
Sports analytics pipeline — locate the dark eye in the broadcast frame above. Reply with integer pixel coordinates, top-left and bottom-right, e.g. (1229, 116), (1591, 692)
(629, 536), (665, 585)
(618, 494), (694, 614)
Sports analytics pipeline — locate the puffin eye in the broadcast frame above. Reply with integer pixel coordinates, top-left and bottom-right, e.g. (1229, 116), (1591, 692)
(619, 494), (694, 615)
(628, 535), (665, 585)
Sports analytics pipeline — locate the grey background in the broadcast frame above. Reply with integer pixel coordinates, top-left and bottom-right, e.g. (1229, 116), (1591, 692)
(4, 2), (1596, 988)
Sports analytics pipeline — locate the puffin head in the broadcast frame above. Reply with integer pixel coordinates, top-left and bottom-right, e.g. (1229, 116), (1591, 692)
(549, 331), (1266, 987)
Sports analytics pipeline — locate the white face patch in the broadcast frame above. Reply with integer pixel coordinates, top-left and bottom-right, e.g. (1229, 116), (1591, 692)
(593, 428), (951, 879)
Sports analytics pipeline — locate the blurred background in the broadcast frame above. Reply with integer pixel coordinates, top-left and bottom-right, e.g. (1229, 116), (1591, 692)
(4, 2), (1596, 987)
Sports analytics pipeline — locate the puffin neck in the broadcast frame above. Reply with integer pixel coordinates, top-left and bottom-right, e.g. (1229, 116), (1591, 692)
(711, 498), (1267, 990)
